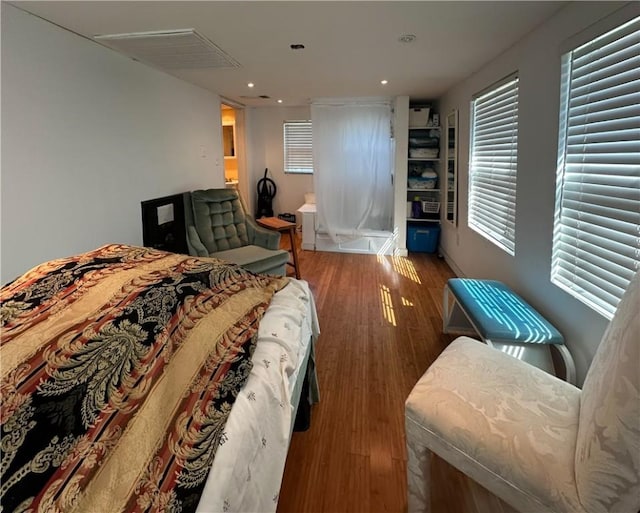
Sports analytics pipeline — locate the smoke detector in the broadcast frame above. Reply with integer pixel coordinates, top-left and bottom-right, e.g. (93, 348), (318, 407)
(398, 34), (416, 43)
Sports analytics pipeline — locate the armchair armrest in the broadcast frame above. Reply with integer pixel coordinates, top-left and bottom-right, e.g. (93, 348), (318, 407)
(186, 225), (209, 257)
(246, 218), (281, 250)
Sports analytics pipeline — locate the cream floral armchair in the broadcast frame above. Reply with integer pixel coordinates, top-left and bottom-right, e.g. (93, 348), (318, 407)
(405, 273), (639, 513)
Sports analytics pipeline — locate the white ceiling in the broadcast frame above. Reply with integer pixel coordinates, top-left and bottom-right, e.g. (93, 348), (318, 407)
(12, 1), (568, 107)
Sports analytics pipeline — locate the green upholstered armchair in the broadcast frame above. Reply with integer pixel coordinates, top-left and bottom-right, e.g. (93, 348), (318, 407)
(184, 188), (290, 276)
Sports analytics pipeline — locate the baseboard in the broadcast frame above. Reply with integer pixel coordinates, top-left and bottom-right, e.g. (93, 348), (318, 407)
(439, 247), (465, 278)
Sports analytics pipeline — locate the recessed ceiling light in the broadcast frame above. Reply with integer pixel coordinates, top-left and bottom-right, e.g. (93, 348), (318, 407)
(381, 79), (388, 85)
(247, 82), (255, 88)
(398, 34), (416, 43)
(277, 99), (283, 103)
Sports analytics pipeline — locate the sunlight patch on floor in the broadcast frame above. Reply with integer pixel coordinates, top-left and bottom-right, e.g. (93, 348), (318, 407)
(376, 255), (422, 284)
(401, 297), (414, 307)
(391, 256), (421, 284)
(380, 284), (397, 327)
(376, 254), (392, 272)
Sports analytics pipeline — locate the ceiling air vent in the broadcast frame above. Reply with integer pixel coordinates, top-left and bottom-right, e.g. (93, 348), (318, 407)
(94, 29), (240, 69)
(240, 95), (272, 100)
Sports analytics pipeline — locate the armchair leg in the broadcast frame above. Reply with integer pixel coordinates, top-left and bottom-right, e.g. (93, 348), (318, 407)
(406, 418), (432, 513)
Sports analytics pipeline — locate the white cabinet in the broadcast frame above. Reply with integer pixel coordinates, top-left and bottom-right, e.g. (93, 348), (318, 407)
(297, 203), (317, 250)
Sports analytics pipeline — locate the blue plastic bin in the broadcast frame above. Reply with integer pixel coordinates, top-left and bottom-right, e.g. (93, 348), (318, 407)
(407, 224), (440, 253)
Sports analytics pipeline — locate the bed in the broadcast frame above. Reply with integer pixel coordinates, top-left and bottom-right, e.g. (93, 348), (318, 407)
(0, 244), (319, 513)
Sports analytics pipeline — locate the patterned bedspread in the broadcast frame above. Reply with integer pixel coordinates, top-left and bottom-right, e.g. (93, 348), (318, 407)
(0, 244), (287, 513)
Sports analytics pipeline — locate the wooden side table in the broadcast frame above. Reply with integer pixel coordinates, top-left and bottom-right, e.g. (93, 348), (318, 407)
(256, 216), (301, 279)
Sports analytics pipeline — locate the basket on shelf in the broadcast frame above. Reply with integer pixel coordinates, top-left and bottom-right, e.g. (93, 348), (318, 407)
(421, 201), (441, 214)
(409, 107), (431, 126)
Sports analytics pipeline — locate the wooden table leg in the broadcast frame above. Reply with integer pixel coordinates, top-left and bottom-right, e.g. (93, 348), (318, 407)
(288, 227), (301, 279)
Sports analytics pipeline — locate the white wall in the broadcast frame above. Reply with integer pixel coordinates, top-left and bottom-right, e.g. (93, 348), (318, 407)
(245, 106), (314, 219)
(438, 1), (637, 384)
(1, 4), (225, 284)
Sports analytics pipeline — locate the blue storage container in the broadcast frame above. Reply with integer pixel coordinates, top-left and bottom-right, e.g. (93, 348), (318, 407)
(407, 224), (440, 253)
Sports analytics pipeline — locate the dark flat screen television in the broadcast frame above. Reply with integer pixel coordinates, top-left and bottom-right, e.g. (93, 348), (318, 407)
(141, 193), (188, 254)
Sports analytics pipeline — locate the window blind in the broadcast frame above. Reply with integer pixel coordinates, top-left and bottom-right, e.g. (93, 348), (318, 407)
(284, 120), (313, 174)
(468, 76), (519, 255)
(552, 16), (640, 320)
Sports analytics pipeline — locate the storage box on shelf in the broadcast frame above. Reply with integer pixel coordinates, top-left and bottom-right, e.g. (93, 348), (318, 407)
(409, 106), (430, 127)
(407, 224), (441, 253)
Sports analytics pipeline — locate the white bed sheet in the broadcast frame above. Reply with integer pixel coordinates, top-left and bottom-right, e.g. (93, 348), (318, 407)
(196, 278), (319, 513)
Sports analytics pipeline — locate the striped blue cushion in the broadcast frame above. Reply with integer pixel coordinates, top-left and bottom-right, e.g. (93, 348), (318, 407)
(448, 279), (564, 345)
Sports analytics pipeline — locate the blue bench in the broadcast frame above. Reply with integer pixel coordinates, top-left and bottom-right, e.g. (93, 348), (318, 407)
(443, 278), (575, 384)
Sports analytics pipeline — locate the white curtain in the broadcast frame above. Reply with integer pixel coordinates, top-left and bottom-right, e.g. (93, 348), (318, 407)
(311, 98), (394, 242)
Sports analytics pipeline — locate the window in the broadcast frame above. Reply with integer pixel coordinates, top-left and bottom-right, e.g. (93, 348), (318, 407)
(552, 16), (640, 320)
(468, 75), (519, 254)
(283, 120), (313, 174)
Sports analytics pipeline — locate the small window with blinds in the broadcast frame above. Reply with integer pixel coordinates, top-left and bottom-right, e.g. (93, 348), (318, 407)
(468, 75), (519, 255)
(551, 16), (640, 320)
(284, 120), (313, 174)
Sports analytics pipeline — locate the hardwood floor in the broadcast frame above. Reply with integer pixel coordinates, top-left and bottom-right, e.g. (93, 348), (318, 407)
(277, 243), (516, 513)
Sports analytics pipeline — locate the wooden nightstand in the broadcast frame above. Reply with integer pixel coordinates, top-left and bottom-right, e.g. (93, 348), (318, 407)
(256, 216), (301, 279)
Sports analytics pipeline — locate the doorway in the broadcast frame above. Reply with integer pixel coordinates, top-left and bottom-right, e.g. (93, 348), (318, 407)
(221, 104), (238, 187)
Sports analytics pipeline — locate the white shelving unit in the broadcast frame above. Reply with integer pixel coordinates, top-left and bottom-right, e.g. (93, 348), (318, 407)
(407, 124), (442, 224)
(404, 105), (443, 253)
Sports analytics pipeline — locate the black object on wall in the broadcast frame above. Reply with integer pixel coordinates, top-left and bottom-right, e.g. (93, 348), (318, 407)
(141, 193), (188, 254)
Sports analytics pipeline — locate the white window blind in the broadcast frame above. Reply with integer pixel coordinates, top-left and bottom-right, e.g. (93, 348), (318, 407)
(552, 16), (640, 320)
(284, 120), (313, 174)
(469, 76), (519, 255)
